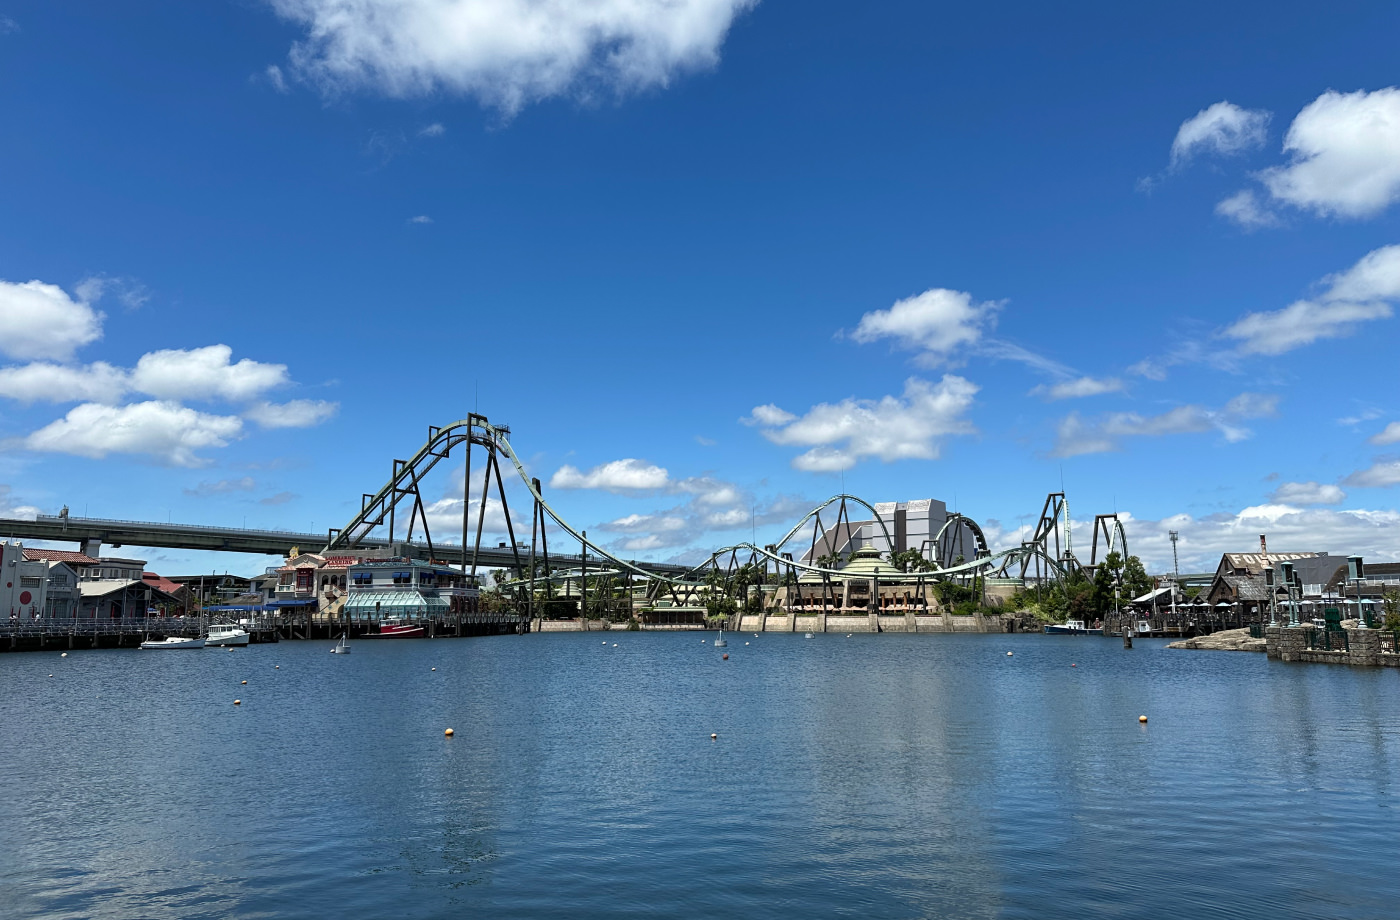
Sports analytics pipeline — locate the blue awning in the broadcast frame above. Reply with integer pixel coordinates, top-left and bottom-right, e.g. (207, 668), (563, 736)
(266, 599), (316, 608)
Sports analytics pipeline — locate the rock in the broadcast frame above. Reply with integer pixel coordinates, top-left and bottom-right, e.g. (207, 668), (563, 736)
(1167, 627), (1266, 653)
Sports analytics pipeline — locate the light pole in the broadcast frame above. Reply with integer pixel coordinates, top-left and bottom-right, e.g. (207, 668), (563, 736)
(1348, 555), (1366, 628)
(1281, 561), (1299, 627)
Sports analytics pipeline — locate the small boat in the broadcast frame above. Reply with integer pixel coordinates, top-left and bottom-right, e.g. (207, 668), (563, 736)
(206, 623), (250, 647)
(1043, 619), (1103, 635)
(714, 627), (727, 648)
(375, 618), (425, 638)
(141, 635), (205, 650)
(331, 635), (351, 654)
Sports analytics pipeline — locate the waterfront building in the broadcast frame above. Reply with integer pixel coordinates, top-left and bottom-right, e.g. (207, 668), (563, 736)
(77, 579), (181, 619)
(166, 573), (255, 606)
(79, 556), (147, 582)
(800, 499), (951, 566)
(343, 558), (479, 622)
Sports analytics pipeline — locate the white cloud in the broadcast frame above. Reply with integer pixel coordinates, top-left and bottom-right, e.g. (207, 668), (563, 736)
(1215, 189), (1281, 229)
(419, 122), (445, 137)
(1092, 506), (1400, 573)
(742, 404), (795, 427)
(1030, 376), (1123, 401)
(270, 0), (756, 113)
(750, 375), (978, 471)
(1222, 244), (1399, 355)
(185, 477), (258, 497)
(1342, 459), (1400, 489)
(408, 215), (433, 224)
(1268, 481), (1346, 505)
(550, 458), (670, 491)
(850, 288), (1000, 364)
(74, 275), (149, 310)
(1052, 393), (1277, 457)
(1370, 422), (1400, 445)
(23, 400), (244, 467)
(1170, 101), (1270, 167)
(0, 361), (128, 404)
(130, 345), (290, 401)
(0, 280), (103, 361)
(265, 64), (289, 92)
(244, 399), (338, 429)
(1258, 87), (1400, 219)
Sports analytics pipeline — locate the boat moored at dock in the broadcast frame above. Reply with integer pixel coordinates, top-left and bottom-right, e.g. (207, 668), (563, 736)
(205, 623), (250, 647)
(140, 635), (206, 649)
(1043, 620), (1103, 635)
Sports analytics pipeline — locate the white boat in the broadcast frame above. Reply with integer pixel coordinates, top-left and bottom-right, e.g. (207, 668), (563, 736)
(141, 635), (205, 650)
(1043, 619), (1103, 635)
(714, 627), (727, 648)
(206, 623), (250, 647)
(331, 635), (351, 654)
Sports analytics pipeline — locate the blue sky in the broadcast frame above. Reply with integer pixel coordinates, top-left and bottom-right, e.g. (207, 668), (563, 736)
(2, 0), (1400, 576)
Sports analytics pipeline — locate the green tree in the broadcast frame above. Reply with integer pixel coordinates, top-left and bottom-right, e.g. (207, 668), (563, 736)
(890, 548), (932, 573)
(1383, 589), (1400, 631)
(1120, 555), (1153, 600)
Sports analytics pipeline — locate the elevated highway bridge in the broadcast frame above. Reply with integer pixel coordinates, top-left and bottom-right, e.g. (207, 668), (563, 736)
(0, 513), (689, 577)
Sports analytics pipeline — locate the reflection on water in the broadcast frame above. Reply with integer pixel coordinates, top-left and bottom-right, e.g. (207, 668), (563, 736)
(2, 633), (1397, 919)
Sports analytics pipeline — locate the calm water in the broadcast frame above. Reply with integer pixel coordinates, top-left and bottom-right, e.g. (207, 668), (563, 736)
(2, 632), (1398, 919)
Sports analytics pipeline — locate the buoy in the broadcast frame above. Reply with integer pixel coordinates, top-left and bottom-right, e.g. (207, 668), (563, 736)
(1139, 715), (1148, 723)
(445, 728), (454, 737)
(61, 652), (67, 657)
(274, 665), (279, 669)
(48, 673), (53, 677)
(431, 667), (436, 671)
(710, 733), (718, 740)
(1007, 652), (1013, 656)
(745, 642), (749, 646)
(613, 644), (618, 648)
(1071, 663), (1077, 668)
(241, 680), (247, 685)
(722, 653), (729, 660)
(234, 699), (241, 705)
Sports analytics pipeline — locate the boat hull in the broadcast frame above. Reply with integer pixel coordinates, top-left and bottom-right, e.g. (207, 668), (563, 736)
(206, 632), (250, 647)
(141, 637), (206, 649)
(1043, 625), (1104, 635)
(373, 626), (425, 638)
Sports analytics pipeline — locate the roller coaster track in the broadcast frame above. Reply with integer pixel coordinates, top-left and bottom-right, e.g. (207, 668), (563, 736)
(329, 415), (1096, 593)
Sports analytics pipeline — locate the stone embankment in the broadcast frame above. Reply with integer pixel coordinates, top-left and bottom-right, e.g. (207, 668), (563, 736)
(1167, 627), (1266, 653)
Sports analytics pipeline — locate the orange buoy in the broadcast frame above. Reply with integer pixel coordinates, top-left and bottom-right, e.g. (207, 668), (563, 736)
(1139, 715), (1148, 723)
(445, 728), (455, 737)
(722, 653), (729, 660)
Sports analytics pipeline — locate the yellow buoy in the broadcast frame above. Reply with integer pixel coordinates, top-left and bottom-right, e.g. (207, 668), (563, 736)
(444, 728), (455, 737)
(234, 699), (242, 705)
(1139, 715), (1148, 723)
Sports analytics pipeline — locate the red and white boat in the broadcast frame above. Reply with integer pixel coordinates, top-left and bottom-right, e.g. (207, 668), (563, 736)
(376, 617), (425, 638)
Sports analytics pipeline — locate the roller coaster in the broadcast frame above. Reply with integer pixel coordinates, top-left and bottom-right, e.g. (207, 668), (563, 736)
(322, 415), (1132, 614)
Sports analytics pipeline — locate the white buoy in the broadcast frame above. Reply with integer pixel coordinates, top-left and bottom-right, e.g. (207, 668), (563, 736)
(613, 643), (618, 648)
(1007, 651), (1013, 656)
(60, 652), (68, 658)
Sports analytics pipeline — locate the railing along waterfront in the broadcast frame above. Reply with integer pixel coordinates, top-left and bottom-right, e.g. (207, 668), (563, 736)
(1305, 628), (1349, 652)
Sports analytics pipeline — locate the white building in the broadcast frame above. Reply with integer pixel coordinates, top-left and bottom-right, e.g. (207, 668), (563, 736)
(800, 499), (954, 566)
(3, 541), (50, 622)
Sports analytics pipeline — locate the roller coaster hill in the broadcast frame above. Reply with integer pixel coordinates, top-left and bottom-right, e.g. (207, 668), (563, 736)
(316, 415), (1135, 628)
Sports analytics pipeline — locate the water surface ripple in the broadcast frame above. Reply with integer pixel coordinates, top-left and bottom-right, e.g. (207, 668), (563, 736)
(3, 633), (1397, 919)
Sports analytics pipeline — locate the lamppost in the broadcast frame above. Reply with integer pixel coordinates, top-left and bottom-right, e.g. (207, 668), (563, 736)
(1281, 561), (1299, 627)
(1348, 555), (1367, 628)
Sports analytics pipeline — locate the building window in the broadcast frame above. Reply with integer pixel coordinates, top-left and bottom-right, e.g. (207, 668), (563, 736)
(353, 572), (373, 587)
(419, 571), (436, 586)
(20, 576), (42, 587)
(393, 571), (412, 585)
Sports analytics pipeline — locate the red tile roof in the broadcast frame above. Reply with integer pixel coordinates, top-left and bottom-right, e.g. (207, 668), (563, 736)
(21, 549), (99, 566)
(141, 572), (185, 594)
